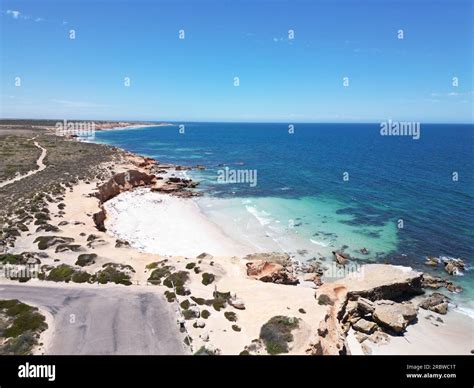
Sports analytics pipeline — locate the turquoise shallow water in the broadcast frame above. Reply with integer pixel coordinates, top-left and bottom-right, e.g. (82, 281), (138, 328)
(92, 122), (474, 311)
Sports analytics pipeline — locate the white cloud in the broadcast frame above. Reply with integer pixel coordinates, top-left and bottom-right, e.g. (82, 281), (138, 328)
(6, 10), (21, 19)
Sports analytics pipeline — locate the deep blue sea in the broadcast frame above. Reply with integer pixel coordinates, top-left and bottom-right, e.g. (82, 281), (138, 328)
(93, 122), (474, 309)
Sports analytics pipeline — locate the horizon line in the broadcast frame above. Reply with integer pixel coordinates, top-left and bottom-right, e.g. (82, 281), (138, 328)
(0, 117), (473, 126)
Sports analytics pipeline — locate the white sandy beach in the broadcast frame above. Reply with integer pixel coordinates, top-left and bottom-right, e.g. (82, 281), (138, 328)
(104, 188), (253, 257)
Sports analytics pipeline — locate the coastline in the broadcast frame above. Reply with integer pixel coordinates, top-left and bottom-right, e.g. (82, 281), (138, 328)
(0, 130), (472, 355)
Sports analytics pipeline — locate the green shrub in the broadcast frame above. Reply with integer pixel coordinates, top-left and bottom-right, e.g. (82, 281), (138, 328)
(164, 291), (176, 303)
(317, 294), (334, 306)
(0, 254), (22, 264)
(163, 271), (189, 289)
(96, 265), (132, 286)
(201, 309), (210, 319)
(190, 296), (206, 305)
(195, 346), (214, 355)
(182, 309), (198, 320)
(147, 265), (172, 285)
(259, 316), (299, 355)
(0, 300), (47, 340)
(185, 262), (196, 270)
(224, 311), (237, 322)
(47, 264), (75, 282)
(180, 299), (190, 310)
(201, 272), (215, 286)
(232, 325), (241, 332)
(75, 253), (97, 267)
(72, 271), (92, 283)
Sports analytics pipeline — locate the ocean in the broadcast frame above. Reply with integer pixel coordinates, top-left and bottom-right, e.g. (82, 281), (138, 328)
(92, 122), (474, 309)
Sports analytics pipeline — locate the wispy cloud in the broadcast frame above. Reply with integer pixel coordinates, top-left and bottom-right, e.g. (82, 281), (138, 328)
(431, 91), (473, 98)
(3, 9), (64, 24)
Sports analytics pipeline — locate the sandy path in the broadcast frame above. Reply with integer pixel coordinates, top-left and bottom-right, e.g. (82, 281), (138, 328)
(0, 139), (47, 188)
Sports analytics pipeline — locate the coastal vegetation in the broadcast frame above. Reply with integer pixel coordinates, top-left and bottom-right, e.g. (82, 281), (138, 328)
(0, 299), (48, 355)
(259, 316), (299, 355)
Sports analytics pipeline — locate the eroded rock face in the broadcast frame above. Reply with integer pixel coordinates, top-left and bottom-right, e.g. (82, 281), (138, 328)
(307, 285), (349, 355)
(309, 265), (426, 354)
(95, 170), (156, 203)
(341, 264), (424, 301)
(246, 260), (299, 285)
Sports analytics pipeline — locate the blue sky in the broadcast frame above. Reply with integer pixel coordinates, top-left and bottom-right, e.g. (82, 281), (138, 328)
(1, 0), (472, 123)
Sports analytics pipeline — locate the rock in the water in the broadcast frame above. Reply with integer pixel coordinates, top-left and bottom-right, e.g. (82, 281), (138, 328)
(424, 257), (440, 267)
(372, 300), (418, 333)
(332, 251), (349, 266)
(422, 274), (463, 293)
(443, 258), (465, 276)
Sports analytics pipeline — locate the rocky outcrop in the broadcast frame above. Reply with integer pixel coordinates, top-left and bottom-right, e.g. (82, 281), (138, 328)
(245, 252), (298, 285)
(341, 264), (424, 301)
(308, 264), (426, 354)
(424, 257), (441, 267)
(352, 318), (377, 334)
(419, 292), (450, 315)
(307, 285), (349, 355)
(244, 252), (292, 266)
(422, 273), (463, 293)
(443, 258), (465, 276)
(246, 260), (299, 285)
(332, 251), (349, 266)
(150, 176), (199, 197)
(372, 300), (418, 333)
(92, 208), (107, 232)
(95, 170), (156, 203)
